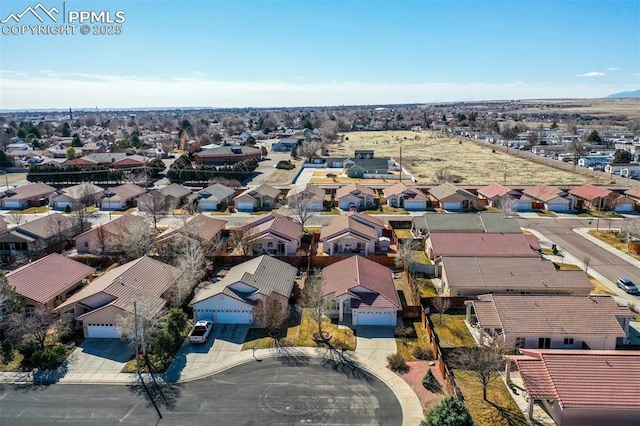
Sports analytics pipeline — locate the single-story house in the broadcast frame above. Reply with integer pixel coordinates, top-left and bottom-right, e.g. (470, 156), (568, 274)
(272, 137), (301, 152)
(465, 294), (632, 349)
(6, 253), (95, 312)
(382, 183), (427, 210)
(234, 184), (281, 211)
(285, 183), (325, 211)
(138, 183), (192, 211)
(476, 183), (522, 208)
(193, 145), (261, 166)
(65, 153), (146, 169)
(189, 183), (236, 211)
(411, 212), (523, 238)
(611, 193), (635, 212)
(319, 212), (386, 256)
(243, 212), (303, 256)
(624, 185), (640, 207)
(54, 256), (179, 338)
(344, 157), (392, 178)
(439, 256), (593, 297)
(75, 214), (148, 255)
(335, 183), (376, 210)
(505, 350), (640, 426)
(0, 213), (79, 257)
(322, 256), (401, 326)
(155, 213), (226, 252)
(425, 232), (540, 261)
(522, 185), (573, 211)
(101, 183), (146, 210)
(428, 182), (478, 211)
(0, 183), (56, 209)
(189, 255), (296, 325)
(568, 184), (615, 211)
(51, 183), (104, 211)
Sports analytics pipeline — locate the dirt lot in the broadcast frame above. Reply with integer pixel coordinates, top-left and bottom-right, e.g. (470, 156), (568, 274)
(329, 130), (608, 186)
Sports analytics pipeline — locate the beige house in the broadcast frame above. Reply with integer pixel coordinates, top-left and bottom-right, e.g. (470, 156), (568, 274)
(285, 183), (325, 211)
(427, 182), (477, 211)
(234, 184), (281, 211)
(319, 212), (386, 256)
(0, 183), (56, 209)
(381, 183), (427, 211)
(155, 214), (226, 251)
(243, 212), (303, 256)
(75, 214), (148, 255)
(101, 183), (146, 210)
(54, 256), (178, 338)
(335, 183), (376, 210)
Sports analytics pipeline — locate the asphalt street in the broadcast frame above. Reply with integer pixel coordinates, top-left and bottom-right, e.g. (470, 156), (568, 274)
(0, 358), (402, 426)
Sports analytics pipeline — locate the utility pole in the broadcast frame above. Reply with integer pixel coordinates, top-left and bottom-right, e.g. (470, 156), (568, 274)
(134, 301), (140, 375)
(399, 145), (402, 183)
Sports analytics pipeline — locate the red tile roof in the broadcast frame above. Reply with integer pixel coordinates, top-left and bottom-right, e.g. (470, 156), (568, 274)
(7, 253), (95, 304)
(322, 256), (400, 309)
(510, 350), (640, 409)
(522, 185), (565, 202)
(428, 232), (540, 257)
(568, 184), (612, 201)
(477, 183), (516, 199)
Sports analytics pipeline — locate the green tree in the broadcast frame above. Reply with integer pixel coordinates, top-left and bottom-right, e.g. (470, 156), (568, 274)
(146, 157), (165, 178)
(61, 122), (71, 137)
(586, 130), (602, 143)
(421, 397), (473, 426)
(166, 308), (188, 351)
(613, 149), (632, 164)
(66, 147), (77, 160)
(130, 132), (142, 148)
(550, 121), (558, 130)
(71, 134), (83, 147)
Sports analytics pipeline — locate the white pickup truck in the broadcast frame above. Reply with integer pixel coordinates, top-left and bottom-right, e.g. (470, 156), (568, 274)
(189, 320), (214, 344)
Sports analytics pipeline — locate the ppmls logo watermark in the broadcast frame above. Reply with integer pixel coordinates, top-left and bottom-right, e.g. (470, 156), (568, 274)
(1, 2), (126, 36)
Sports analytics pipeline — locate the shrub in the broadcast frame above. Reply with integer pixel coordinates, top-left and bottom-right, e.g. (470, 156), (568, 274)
(422, 369), (442, 393)
(421, 396), (473, 426)
(387, 353), (408, 372)
(394, 326), (417, 339)
(412, 345), (434, 360)
(276, 160), (295, 170)
(31, 344), (67, 370)
(17, 340), (40, 362)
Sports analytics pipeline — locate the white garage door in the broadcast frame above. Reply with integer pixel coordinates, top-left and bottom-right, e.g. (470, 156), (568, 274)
(86, 324), (121, 338)
(236, 202), (254, 211)
(355, 310), (396, 326)
(443, 202), (461, 210)
(404, 201), (425, 211)
(214, 309), (252, 324)
(194, 309), (213, 322)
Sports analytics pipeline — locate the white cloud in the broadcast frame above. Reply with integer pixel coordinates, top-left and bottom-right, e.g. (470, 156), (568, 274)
(606, 67), (619, 71)
(0, 70), (631, 110)
(576, 71), (605, 78)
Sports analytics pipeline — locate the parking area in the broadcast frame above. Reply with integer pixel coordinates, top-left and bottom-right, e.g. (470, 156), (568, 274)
(355, 326), (397, 366)
(65, 339), (132, 375)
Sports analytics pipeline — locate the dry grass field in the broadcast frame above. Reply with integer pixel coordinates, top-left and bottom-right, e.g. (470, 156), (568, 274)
(517, 98), (640, 120)
(329, 130), (609, 186)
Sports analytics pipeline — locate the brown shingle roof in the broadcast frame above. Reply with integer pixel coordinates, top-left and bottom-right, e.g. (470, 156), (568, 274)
(244, 212), (302, 242)
(322, 256), (400, 309)
(2, 183), (56, 201)
(103, 183), (146, 202)
(429, 232), (539, 257)
(7, 253), (95, 304)
(15, 213), (78, 239)
(477, 183), (517, 199)
(335, 183), (376, 199)
(320, 214), (377, 241)
(382, 183), (427, 200)
(624, 186), (640, 199)
(428, 182), (476, 201)
(285, 183), (325, 200)
(511, 350), (640, 409)
(470, 294), (630, 336)
(522, 184), (565, 202)
(568, 184), (612, 201)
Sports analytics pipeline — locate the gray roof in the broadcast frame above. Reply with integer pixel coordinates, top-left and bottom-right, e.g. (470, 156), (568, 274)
(160, 183), (192, 199)
(346, 157), (390, 170)
(236, 184), (281, 200)
(413, 212), (521, 234)
(198, 183), (235, 201)
(13, 213), (78, 239)
(189, 255), (296, 305)
(196, 146), (261, 157)
(478, 213), (523, 233)
(428, 182), (477, 201)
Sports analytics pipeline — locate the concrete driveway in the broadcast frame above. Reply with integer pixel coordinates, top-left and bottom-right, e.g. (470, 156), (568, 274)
(64, 339), (132, 376)
(355, 326), (397, 366)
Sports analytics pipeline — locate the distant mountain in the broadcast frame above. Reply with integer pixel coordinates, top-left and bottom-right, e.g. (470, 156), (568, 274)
(606, 89), (640, 98)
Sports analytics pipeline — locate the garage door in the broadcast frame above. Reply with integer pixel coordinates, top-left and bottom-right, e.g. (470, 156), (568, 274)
(354, 310), (396, 326)
(214, 309), (252, 324)
(236, 202), (254, 211)
(194, 309), (213, 322)
(443, 202), (461, 211)
(86, 324), (121, 338)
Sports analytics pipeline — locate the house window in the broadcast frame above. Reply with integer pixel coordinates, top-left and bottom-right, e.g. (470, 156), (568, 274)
(515, 337), (525, 349)
(84, 241), (89, 248)
(267, 242), (273, 248)
(329, 300), (337, 311)
(564, 338), (574, 345)
(538, 338), (551, 349)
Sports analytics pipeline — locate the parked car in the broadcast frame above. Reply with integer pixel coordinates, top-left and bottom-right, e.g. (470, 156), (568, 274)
(189, 320), (214, 344)
(616, 277), (639, 294)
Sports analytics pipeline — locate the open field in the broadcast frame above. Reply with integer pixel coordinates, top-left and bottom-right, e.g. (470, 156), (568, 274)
(516, 98), (640, 121)
(329, 130), (610, 186)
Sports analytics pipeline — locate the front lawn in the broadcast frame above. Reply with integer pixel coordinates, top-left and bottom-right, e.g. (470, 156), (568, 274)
(430, 312), (476, 348)
(0, 350), (25, 372)
(19, 206), (50, 214)
(589, 230), (640, 261)
(535, 210), (557, 217)
(453, 370), (528, 426)
(242, 309), (356, 351)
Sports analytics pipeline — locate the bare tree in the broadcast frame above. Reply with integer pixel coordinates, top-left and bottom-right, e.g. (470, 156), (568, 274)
(255, 297), (289, 335)
(0, 273), (22, 345)
(434, 168), (456, 184)
(297, 141), (321, 163)
(112, 218), (154, 262)
(72, 183), (101, 234)
(431, 297), (452, 325)
(567, 137), (590, 170)
(500, 195), (518, 218)
(300, 272), (327, 339)
(621, 218), (640, 252)
(117, 296), (167, 358)
(583, 256), (591, 273)
(449, 345), (509, 401)
(46, 214), (77, 249)
(8, 305), (57, 350)
(166, 219), (206, 306)
(6, 211), (25, 226)
(139, 190), (168, 230)
(287, 191), (317, 228)
(319, 120), (339, 143)
(230, 227), (256, 255)
(395, 238), (419, 279)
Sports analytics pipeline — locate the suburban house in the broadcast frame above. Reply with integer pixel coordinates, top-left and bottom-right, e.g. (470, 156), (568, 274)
(335, 183), (376, 210)
(189, 183), (236, 211)
(522, 185), (573, 211)
(0, 213), (79, 257)
(51, 183), (104, 211)
(319, 212), (387, 256)
(285, 183), (325, 211)
(272, 137), (300, 152)
(412, 212), (522, 238)
(155, 213), (226, 252)
(439, 256), (593, 296)
(322, 256), (401, 326)
(189, 255), (296, 325)
(65, 153), (146, 169)
(100, 183), (146, 210)
(427, 182), (478, 211)
(505, 350), (640, 426)
(137, 183), (192, 211)
(242, 212), (303, 256)
(425, 232), (539, 262)
(623, 185), (640, 208)
(193, 145), (261, 166)
(382, 183), (427, 210)
(6, 253), (95, 311)
(476, 183), (521, 208)
(465, 294), (632, 349)
(568, 184), (616, 211)
(343, 157), (393, 179)
(75, 214), (148, 255)
(54, 256), (179, 338)
(233, 184), (281, 211)
(0, 183), (56, 209)
(611, 193), (635, 212)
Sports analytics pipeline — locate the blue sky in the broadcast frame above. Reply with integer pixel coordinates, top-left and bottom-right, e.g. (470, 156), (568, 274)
(0, 0), (638, 109)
